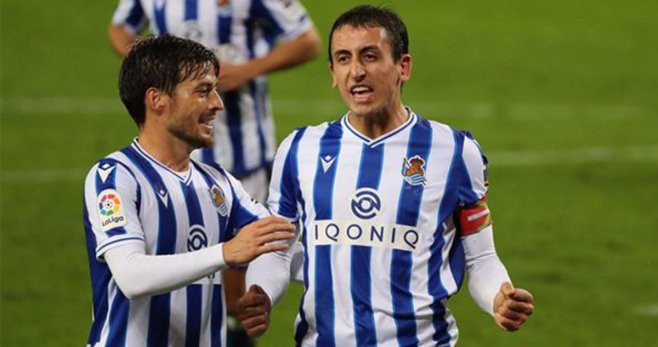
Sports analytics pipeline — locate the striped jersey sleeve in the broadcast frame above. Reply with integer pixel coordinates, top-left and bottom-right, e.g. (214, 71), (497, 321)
(456, 132), (493, 236)
(225, 170), (270, 235)
(111, 0), (148, 34)
(267, 128), (303, 220)
(249, 0), (313, 43)
(83, 159), (145, 259)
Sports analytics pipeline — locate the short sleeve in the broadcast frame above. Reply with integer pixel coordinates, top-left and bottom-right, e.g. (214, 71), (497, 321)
(83, 159), (145, 260)
(267, 129), (302, 221)
(459, 132), (489, 204)
(225, 172), (270, 236)
(455, 132), (492, 236)
(111, 0), (149, 34)
(249, 0), (313, 43)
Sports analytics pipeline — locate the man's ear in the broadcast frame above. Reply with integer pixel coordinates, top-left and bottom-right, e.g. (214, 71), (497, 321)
(145, 87), (167, 114)
(398, 53), (413, 83)
(329, 62), (337, 88)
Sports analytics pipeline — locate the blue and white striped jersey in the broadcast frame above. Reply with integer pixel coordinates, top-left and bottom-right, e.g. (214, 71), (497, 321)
(112, 0), (313, 177)
(268, 109), (489, 346)
(83, 139), (268, 347)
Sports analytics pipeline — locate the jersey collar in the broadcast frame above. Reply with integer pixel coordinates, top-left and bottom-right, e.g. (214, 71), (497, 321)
(341, 107), (418, 147)
(131, 138), (193, 183)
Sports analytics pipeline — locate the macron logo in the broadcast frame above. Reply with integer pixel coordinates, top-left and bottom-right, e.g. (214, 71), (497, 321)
(157, 189), (169, 207)
(321, 155), (336, 173)
(98, 163), (115, 183)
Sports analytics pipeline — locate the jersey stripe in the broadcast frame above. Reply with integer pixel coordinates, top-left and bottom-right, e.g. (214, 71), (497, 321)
(153, 0), (167, 34)
(120, 146), (179, 346)
(107, 290), (130, 346)
(184, 0), (198, 20)
(392, 119), (432, 346)
(428, 128), (464, 343)
(224, 91), (245, 175)
(181, 180), (205, 346)
(210, 284), (224, 347)
(84, 192), (110, 346)
(278, 128), (306, 218)
(186, 285), (203, 347)
(125, 0), (145, 28)
(312, 122), (343, 347)
(351, 143), (383, 345)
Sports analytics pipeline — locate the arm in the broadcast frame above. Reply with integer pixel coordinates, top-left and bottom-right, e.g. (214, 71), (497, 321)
(458, 133), (534, 330)
(218, 27), (321, 91)
(105, 216), (295, 300)
(107, 0), (147, 57)
(108, 24), (137, 57)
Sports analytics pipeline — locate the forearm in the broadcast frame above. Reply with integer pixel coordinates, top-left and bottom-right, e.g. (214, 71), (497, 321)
(464, 226), (511, 315)
(108, 24), (137, 57)
(245, 248), (293, 305)
(245, 27), (321, 78)
(105, 243), (227, 299)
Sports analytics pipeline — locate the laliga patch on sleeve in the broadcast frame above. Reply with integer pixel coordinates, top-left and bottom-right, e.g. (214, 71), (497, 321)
(97, 189), (128, 233)
(456, 196), (492, 236)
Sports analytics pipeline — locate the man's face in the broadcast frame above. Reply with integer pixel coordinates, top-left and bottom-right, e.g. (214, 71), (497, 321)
(329, 25), (411, 118)
(166, 66), (223, 149)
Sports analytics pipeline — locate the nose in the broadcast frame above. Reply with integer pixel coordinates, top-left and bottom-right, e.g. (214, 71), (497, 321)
(210, 89), (224, 111)
(350, 60), (366, 81)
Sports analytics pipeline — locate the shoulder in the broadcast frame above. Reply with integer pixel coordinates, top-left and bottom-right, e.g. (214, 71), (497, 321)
(84, 150), (139, 189)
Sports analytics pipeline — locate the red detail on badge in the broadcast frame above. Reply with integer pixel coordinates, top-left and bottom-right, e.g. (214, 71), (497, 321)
(456, 196), (492, 236)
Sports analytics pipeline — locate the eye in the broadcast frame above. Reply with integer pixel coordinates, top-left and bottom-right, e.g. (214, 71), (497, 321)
(364, 52), (378, 62)
(336, 55), (349, 65)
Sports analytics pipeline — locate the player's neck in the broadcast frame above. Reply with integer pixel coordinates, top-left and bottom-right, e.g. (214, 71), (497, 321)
(137, 128), (191, 172)
(348, 103), (409, 140)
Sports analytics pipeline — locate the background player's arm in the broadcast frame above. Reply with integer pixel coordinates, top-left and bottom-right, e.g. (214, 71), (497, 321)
(108, 24), (137, 57)
(219, 26), (321, 91)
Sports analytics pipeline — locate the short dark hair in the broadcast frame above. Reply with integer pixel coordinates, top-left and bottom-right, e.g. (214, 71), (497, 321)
(328, 5), (409, 64)
(118, 35), (220, 126)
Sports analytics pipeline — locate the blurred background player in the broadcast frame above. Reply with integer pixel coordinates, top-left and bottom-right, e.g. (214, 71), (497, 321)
(108, 1), (321, 344)
(239, 5), (534, 346)
(83, 35), (295, 346)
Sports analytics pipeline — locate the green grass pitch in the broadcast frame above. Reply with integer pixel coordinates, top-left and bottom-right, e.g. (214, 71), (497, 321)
(2, 0), (658, 346)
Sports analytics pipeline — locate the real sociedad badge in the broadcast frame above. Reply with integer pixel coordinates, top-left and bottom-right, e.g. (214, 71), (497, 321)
(402, 155), (427, 186)
(209, 185), (229, 216)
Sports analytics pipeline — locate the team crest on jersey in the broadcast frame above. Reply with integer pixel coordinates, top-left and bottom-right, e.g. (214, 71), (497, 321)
(401, 155), (427, 186)
(97, 189), (127, 232)
(209, 185), (229, 216)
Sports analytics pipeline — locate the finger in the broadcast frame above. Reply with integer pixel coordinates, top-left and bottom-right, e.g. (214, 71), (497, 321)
(256, 222), (295, 236)
(241, 314), (268, 330)
(510, 288), (534, 303)
(238, 293), (268, 308)
(500, 282), (515, 297)
(257, 243), (290, 255)
(505, 300), (534, 315)
(495, 313), (521, 332)
(245, 323), (268, 337)
(497, 306), (527, 322)
(258, 231), (295, 244)
(239, 307), (268, 321)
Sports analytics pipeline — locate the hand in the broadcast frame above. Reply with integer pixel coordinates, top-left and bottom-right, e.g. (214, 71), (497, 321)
(218, 61), (256, 92)
(238, 285), (272, 337)
(222, 216), (294, 265)
(493, 282), (534, 331)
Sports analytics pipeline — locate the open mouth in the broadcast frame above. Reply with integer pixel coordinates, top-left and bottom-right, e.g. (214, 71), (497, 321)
(350, 85), (374, 102)
(200, 115), (214, 133)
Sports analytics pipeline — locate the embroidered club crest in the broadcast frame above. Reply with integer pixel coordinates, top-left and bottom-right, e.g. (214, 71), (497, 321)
(210, 185), (229, 216)
(401, 155), (427, 186)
